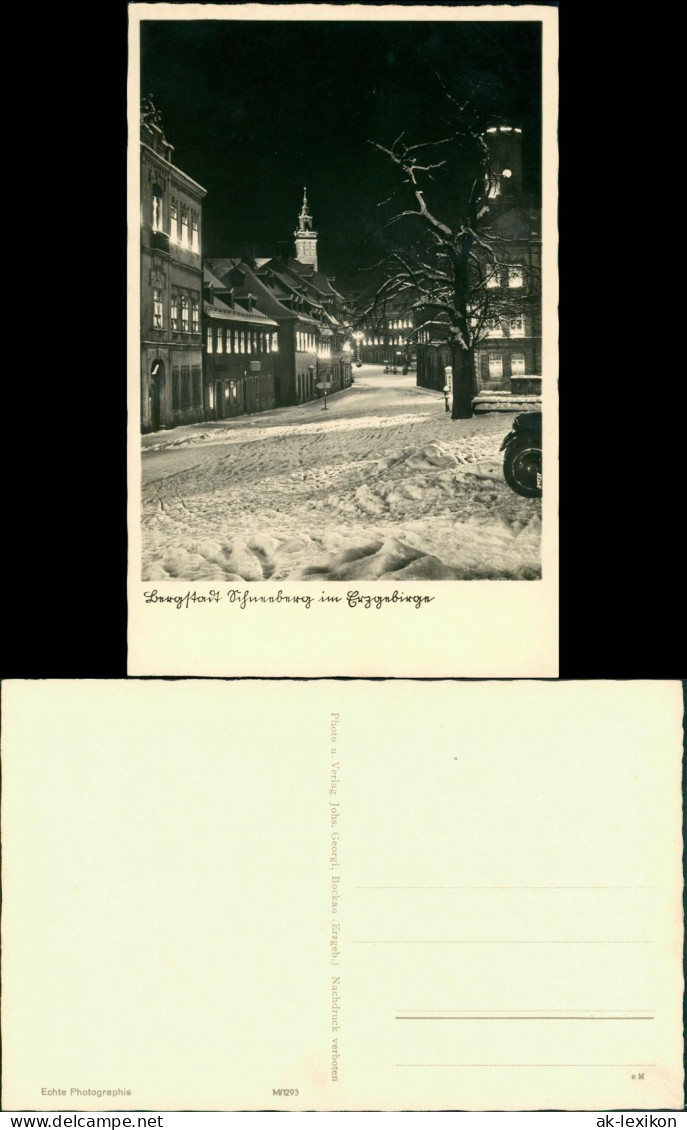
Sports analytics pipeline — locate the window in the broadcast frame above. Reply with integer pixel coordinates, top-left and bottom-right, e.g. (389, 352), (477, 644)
(181, 294), (189, 332)
(486, 317), (503, 337)
(487, 271), (500, 288)
(511, 354), (525, 375)
(227, 329), (233, 354)
(170, 200), (178, 242)
(192, 366), (202, 406)
(153, 287), (163, 328)
(172, 367), (181, 409)
(488, 354), (503, 380)
(252, 331), (257, 352)
(216, 327), (224, 353)
(508, 266), (524, 288)
(181, 366), (191, 409)
(152, 185), (163, 232)
(170, 289), (179, 332)
(207, 326), (213, 353)
(239, 331), (245, 353)
(191, 214), (199, 252)
(265, 333), (270, 354)
(246, 332), (252, 354)
(191, 296), (199, 334)
(180, 205), (189, 246)
(509, 315), (525, 337)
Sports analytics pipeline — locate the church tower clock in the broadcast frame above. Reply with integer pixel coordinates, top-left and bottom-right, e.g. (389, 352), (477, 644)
(294, 188), (318, 271)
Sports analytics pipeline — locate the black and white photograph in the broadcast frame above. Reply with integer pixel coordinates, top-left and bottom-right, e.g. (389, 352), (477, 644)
(134, 5), (554, 585)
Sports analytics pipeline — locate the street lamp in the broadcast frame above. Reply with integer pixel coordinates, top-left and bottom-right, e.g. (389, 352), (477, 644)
(353, 331), (363, 364)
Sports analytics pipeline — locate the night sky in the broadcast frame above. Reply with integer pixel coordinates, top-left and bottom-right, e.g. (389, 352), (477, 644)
(141, 18), (541, 288)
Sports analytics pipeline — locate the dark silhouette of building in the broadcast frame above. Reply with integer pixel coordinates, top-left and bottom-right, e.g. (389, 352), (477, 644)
(140, 97), (207, 432)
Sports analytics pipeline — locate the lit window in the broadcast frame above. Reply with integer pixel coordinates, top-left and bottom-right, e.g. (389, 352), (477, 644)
(508, 266), (524, 288)
(170, 289), (179, 332)
(191, 296), (199, 333)
(181, 294), (189, 332)
(153, 287), (163, 328)
(152, 186), (163, 232)
(240, 331), (245, 354)
(487, 177), (501, 199)
(170, 201), (178, 242)
(487, 271), (500, 288)
(511, 354), (525, 375)
(227, 329), (233, 354)
(510, 315), (525, 337)
(487, 317), (503, 337)
(266, 334), (270, 354)
(252, 331), (257, 352)
(216, 327), (224, 353)
(246, 331), (251, 354)
(181, 206), (189, 246)
(488, 354), (503, 379)
(191, 215), (199, 252)
(206, 326), (213, 353)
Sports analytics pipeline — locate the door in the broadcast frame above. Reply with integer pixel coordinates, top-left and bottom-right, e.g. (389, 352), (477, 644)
(149, 360), (165, 431)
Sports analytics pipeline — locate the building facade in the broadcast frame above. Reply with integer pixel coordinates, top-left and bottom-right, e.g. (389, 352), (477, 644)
(416, 125), (541, 398)
(140, 98), (207, 432)
(355, 309), (416, 367)
(203, 267), (279, 419)
(207, 194), (352, 409)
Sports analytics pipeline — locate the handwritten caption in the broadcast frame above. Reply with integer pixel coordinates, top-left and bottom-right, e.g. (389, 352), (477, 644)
(143, 588), (435, 611)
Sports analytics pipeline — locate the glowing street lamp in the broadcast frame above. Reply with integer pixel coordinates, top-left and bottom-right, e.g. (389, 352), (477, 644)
(353, 331), (363, 364)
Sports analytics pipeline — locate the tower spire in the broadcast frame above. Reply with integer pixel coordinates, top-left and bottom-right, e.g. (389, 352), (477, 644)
(294, 187), (318, 270)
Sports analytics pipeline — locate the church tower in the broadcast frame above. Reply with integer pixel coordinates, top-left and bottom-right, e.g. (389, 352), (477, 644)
(294, 188), (318, 271)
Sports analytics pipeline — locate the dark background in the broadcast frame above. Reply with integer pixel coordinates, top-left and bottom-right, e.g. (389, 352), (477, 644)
(2, 2), (683, 680)
(140, 19), (541, 285)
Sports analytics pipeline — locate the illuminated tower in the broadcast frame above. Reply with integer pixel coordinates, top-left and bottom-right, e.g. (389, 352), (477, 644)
(484, 125), (524, 203)
(294, 187), (318, 270)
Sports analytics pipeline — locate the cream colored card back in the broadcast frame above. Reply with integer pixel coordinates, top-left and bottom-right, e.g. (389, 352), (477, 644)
(2, 680), (683, 1110)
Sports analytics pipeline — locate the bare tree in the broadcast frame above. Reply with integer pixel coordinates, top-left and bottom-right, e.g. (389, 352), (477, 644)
(366, 83), (538, 419)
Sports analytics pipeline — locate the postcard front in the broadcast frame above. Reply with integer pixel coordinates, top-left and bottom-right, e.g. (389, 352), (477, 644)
(127, 3), (559, 676)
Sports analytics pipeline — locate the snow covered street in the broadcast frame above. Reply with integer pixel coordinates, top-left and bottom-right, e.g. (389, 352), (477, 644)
(140, 366), (542, 581)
